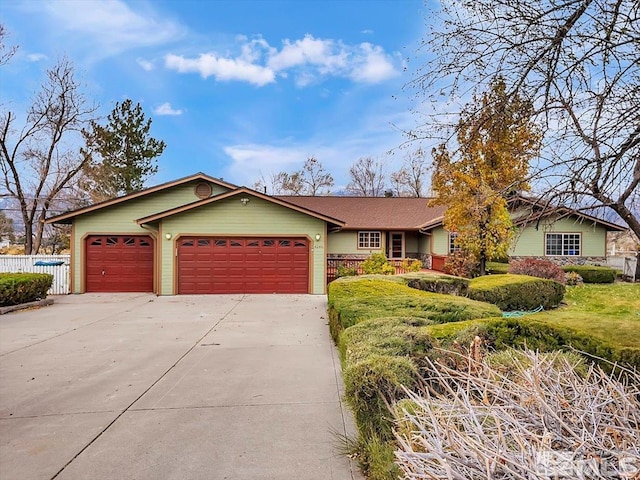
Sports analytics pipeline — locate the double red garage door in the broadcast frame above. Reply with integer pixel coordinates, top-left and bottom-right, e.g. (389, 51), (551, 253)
(178, 237), (310, 294)
(85, 235), (154, 292)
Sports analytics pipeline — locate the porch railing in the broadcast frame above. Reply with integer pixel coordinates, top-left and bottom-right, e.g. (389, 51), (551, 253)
(326, 258), (416, 283)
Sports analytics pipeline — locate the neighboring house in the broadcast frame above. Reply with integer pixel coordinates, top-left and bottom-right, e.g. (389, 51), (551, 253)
(46, 173), (625, 295)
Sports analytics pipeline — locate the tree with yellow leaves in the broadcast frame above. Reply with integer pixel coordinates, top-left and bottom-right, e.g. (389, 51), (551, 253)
(430, 78), (541, 276)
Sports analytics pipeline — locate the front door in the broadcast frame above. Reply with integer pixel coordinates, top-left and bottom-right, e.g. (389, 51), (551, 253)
(389, 232), (404, 259)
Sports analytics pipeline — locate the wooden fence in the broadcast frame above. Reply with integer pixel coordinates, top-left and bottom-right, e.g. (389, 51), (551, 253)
(607, 255), (638, 281)
(0, 255), (71, 294)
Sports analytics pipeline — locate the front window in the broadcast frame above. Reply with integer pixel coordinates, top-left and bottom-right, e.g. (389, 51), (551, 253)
(448, 232), (459, 254)
(546, 233), (581, 256)
(358, 231), (381, 249)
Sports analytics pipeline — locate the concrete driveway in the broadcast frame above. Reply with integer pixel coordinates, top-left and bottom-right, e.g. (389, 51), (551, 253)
(0, 294), (361, 480)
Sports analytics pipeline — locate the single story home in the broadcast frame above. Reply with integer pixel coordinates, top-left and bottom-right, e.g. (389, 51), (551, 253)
(46, 172), (625, 295)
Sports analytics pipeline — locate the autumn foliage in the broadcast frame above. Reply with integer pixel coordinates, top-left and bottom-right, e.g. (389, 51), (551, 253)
(430, 78), (541, 275)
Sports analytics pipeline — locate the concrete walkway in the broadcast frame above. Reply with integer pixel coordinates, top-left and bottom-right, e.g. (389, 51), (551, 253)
(0, 294), (362, 480)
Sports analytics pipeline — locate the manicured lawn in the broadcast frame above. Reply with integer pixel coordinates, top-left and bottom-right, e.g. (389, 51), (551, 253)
(531, 283), (640, 348)
(329, 276), (639, 480)
(327, 275), (501, 339)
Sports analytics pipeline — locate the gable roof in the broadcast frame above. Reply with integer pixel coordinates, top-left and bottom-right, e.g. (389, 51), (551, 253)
(46, 173), (237, 224)
(278, 196), (446, 230)
(509, 194), (627, 231)
(136, 187), (345, 228)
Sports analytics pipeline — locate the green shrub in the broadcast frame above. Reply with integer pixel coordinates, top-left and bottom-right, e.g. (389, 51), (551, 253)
(400, 258), (422, 273)
(328, 276), (501, 341)
(339, 317), (434, 366)
(469, 274), (565, 311)
(562, 265), (616, 283)
(362, 252), (395, 275)
(354, 432), (401, 480)
(336, 264), (359, 278)
(0, 273), (53, 307)
(344, 354), (417, 438)
(486, 261), (509, 274)
(401, 273), (470, 296)
(485, 349), (588, 377)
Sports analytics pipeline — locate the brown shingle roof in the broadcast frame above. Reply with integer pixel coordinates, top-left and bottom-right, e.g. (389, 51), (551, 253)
(277, 196), (446, 230)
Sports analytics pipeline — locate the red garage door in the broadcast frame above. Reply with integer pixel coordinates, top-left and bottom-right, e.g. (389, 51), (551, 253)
(178, 237), (309, 294)
(85, 235), (154, 292)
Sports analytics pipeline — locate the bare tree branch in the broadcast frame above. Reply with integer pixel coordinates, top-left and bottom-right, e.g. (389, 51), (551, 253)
(0, 57), (97, 253)
(411, 0), (639, 250)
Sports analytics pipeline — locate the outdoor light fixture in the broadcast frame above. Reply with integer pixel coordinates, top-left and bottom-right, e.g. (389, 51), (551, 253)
(165, 233), (172, 240)
(315, 233), (321, 241)
(240, 197), (250, 206)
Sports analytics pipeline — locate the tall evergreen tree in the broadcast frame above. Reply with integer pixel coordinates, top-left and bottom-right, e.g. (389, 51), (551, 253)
(81, 99), (165, 201)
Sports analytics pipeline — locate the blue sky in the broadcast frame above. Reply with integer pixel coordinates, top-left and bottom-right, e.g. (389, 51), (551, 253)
(1, 0), (430, 191)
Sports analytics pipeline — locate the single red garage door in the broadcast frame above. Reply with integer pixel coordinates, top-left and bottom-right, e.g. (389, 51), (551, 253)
(85, 235), (154, 292)
(178, 237), (309, 294)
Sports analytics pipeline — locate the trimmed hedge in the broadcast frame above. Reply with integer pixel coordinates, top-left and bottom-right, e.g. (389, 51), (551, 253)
(0, 273), (53, 307)
(469, 274), (565, 311)
(327, 275), (501, 341)
(486, 262), (509, 274)
(328, 276), (501, 478)
(562, 265), (616, 283)
(425, 318), (640, 370)
(400, 272), (470, 296)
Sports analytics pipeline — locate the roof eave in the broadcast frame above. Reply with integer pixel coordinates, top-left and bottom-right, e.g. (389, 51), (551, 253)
(46, 173), (237, 224)
(136, 187), (346, 228)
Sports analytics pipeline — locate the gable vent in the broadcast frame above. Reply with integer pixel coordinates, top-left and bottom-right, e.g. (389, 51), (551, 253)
(195, 182), (213, 199)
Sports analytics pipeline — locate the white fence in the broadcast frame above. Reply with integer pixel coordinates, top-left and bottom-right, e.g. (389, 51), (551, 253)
(0, 255), (71, 295)
(607, 255), (638, 281)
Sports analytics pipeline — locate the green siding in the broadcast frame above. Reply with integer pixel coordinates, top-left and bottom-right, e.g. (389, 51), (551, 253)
(431, 227), (449, 255)
(327, 230), (385, 255)
(160, 195), (326, 295)
(418, 234), (430, 255)
(511, 216), (607, 257)
(329, 230), (427, 257)
(72, 181), (230, 292)
(429, 216), (606, 258)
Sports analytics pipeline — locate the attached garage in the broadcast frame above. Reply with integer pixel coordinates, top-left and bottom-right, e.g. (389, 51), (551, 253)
(177, 237), (309, 294)
(46, 174), (343, 295)
(85, 235), (154, 292)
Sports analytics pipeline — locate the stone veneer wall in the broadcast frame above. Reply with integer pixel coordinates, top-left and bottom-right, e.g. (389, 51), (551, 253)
(509, 256), (608, 266)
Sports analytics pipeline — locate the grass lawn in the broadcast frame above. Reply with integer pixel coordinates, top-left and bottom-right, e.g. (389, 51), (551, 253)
(530, 283), (640, 348)
(329, 276), (639, 480)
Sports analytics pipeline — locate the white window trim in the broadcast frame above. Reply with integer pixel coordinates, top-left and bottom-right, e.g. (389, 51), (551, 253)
(448, 232), (459, 254)
(545, 232), (582, 256)
(358, 231), (382, 249)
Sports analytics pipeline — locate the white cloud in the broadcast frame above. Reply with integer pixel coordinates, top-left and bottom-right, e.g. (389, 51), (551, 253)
(361, 29), (374, 35)
(268, 35), (347, 73)
(154, 102), (183, 116)
(349, 43), (398, 83)
(137, 58), (155, 71)
(165, 53), (275, 86)
(26, 53), (48, 62)
(165, 34), (399, 87)
(35, 0), (184, 57)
